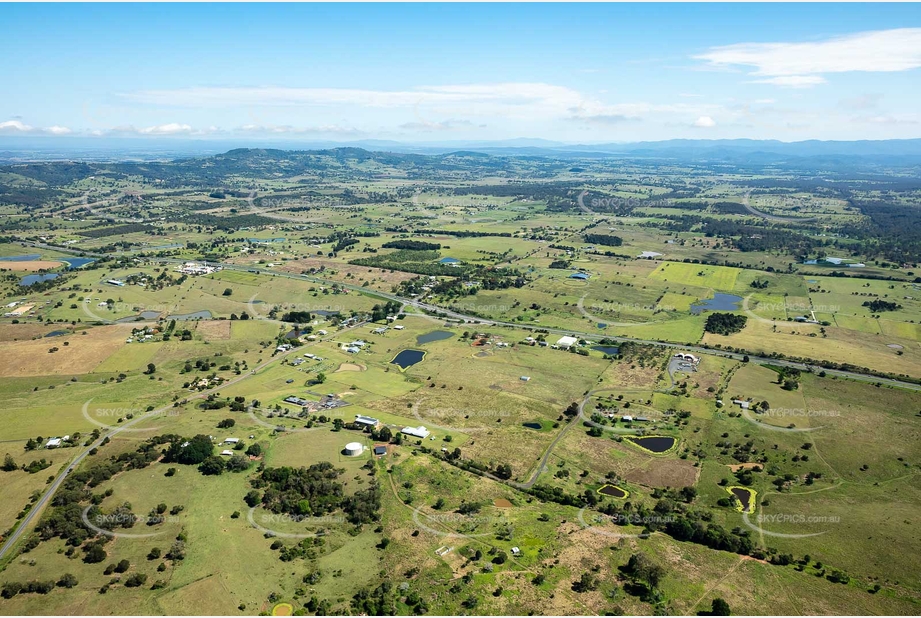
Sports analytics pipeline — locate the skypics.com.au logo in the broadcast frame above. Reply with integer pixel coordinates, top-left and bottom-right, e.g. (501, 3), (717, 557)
(247, 510), (346, 539)
(576, 191), (672, 216)
(81, 399), (178, 434)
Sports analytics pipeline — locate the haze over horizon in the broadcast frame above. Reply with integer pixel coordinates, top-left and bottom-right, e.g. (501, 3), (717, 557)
(2, 4), (921, 145)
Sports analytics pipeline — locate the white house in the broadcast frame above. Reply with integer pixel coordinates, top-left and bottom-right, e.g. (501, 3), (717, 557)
(401, 426), (430, 439)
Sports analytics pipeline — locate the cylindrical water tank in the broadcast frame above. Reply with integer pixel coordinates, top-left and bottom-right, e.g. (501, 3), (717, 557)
(344, 442), (363, 457)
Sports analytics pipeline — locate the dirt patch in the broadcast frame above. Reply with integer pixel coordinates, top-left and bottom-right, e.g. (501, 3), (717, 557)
(0, 324), (133, 377)
(335, 362), (366, 372)
(0, 323), (73, 342)
(624, 457), (698, 489)
(194, 320), (231, 340)
(0, 260), (63, 271)
(494, 498), (513, 508)
(726, 462), (763, 472)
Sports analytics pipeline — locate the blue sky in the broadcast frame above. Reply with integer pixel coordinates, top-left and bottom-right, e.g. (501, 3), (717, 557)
(2, 3), (920, 143)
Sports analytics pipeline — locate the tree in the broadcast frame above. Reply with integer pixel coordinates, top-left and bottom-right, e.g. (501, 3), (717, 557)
(164, 434), (213, 465)
(222, 288), (233, 296)
(624, 552), (664, 591)
(226, 455), (251, 472)
(711, 598), (731, 616)
(114, 559), (130, 573)
(56, 573), (78, 589)
(145, 363), (156, 375)
(571, 572), (599, 592)
(245, 443), (262, 457)
(83, 544), (107, 564)
(217, 418), (236, 429)
(1, 453), (17, 472)
(198, 456), (226, 476)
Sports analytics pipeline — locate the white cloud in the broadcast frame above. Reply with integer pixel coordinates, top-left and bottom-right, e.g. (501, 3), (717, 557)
(695, 28), (921, 87)
(693, 116), (716, 128)
(139, 123), (194, 135)
(0, 120), (34, 133)
(748, 75), (827, 88)
(0, 120), (73, 135)
(237, 124), (365, 136)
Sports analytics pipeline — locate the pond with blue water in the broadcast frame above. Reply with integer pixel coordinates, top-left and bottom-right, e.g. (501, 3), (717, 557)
(391, 349), (425, 369)
(690, 293), (742, 315)
(416, 330), (454, 345)
(20, 273), (59, 286)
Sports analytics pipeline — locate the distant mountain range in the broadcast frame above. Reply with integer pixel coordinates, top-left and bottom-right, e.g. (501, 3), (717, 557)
(2, 137), (921, 164)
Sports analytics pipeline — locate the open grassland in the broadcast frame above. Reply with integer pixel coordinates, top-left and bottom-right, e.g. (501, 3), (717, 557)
(649, 262), (742, 291)
(704, 318), (921, 379)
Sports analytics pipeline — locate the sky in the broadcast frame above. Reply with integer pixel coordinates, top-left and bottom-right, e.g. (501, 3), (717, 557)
(1, 3), (921, 144)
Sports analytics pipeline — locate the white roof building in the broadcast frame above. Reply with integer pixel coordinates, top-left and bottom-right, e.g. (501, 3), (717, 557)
(556, 335), (579, 348)
(401, 426), (430, 439)
(46, 438), (62, 448)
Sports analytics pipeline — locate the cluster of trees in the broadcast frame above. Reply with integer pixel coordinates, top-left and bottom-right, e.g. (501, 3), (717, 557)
(1, 576), (76, 598)
(381, 239), (441, 251)
(704, 313), (748, 336)
(583, 233), (624, 247)
(371, 300), (402, 322)
(862, 299), (901, 312)
(280, 310), (313, 323)
(248, 463), (381, 525)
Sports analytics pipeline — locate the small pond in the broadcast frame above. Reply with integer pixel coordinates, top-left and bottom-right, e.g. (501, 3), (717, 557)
(522, 422), (543, 430)
(20, 273), (59, 286)
(417, 330), (454, 345)
(391, 349), (425, 369)
(0, 254), (40, 261)
(597, 485), (628, 498)
(729, 486), (755, 513)
(690, 293), (742, 315)
(313, 309), (340, 317)
(625, 436), (676, 453)
(45, 330), (69, 337)
(63, 257), (95, 269)
(117, 310), (161, 323)
(592, 345), (620, 356)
